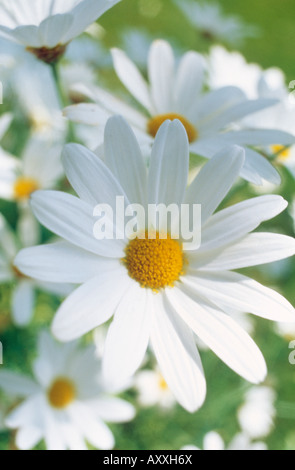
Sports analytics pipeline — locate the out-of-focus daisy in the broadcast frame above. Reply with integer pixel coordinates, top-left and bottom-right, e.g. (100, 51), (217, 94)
(174, 1), (258, 46)
(238, 386), (276, 439)
(134, 367), (176, 409)
(0, 0), (121, 63)
(0, 113), (13, 141)
(15, 117), (295, 411)
(12, 60), (66, 139)
(0, 135), (64, 205)
(0, 331), (135, 450)
(182, 431), (267, 451)
(65, 40), (295, 184)
(0, 213), (70, 326)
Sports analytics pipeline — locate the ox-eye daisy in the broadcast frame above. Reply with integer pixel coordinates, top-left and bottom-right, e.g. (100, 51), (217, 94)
(0, 331), (135, 450)
(0, 0), (121, 63)
(65, 40), (295, 185)
(15, 117), (295, 412)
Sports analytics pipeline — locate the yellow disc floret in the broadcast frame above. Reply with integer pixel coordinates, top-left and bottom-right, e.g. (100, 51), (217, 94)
(158, 374), (169, 391)
(123, 231), (186, 291)
(271, 144), (291, 161)
(13, 177), (39, 201)
(147, 113), (198, 143)
(47, 378), (76, 409)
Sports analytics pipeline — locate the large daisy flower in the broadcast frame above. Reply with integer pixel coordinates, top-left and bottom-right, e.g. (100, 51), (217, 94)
(64, 39), (295, 185)
(0, 331), (135, 450)
(0, 0), (121, 63)
(15, 117), (295, 412)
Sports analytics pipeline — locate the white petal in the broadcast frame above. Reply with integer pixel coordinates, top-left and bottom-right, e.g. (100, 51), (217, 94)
(15, 241), (120, 284)
(112, 48), (154, 114)
(16, 426), (43, 450)
(167, 287), (267, 383)
(184, 145), (245, 224)
(203, 432), (225, 451)
(52, 267), (132, 341)
(102, 282), (151, 389)
(200, 195), (287, 252)
(43, 404), (66, 451)
(0, 371), (39, 397)
(69, 402), (115, 450)
(241, 147), (280, 185)
(31, 190), (125, 257)
(6, 395), (43, 430)
(195, 233), (295, 271)
(104, 116), (147, 206)
(150, 293), (206, 412)
(11, 281), (35, 327)
(88, 397), (135, 423)
(174, 51), (206, 120)
(148, 120), (189, 229)
(183, 271), (295, 322)
(38, 14), (74, 47)
(64, 102), (111, 126)
(148, 40), (175, 114)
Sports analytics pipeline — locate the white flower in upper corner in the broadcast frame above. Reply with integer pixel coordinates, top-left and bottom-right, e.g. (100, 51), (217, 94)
(238, 386), (276, 439)
(134, 367), (176, 410)
(0, 331), (135, 450)
(174, 1), (258, 46)
(0, 213), (71, 327)
(182, 431), (267, 451)
(0, 135), (64, 205)
(64, 39), (295, 185)
(0, 0), (121, 63)
(15, 116), (295, 412)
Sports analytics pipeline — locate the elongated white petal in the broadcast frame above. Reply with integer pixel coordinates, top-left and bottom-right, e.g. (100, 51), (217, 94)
(200, 195), (287, 251)
(150, 294), (206, 412)
(15, 242), (120, 284)
(184, 145), (245, 224)
(148, 120), (189, 225)
(16, 426), (43, 450)
(183, 271), (295, 322)
(31, 190), (125, 257)
(69, 402), (115, 450)
(112, 48), (154, 114)
(104, 116), (147, 206)
(43, 403), (66, 451)
(241, 147), (280, 184)
(38, 14), (73, 47)
(194, 233), (295, 271)
(12, 280), (35, 327)
(6, 395), (43, 430)
(174, 51), (206, 120)
(216, 129), (295, 147)
(167, 287), (267, 383)
(0, 371), (39, 397)
(102, 282), (151, 389)
(64, 103), (111, 126)
(148, 40), (175, 114)
(89, 397), (135, 423)
(52, 267), (132, 341)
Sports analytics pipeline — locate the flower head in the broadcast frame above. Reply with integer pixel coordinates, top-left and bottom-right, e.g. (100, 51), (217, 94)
(15, 116), (295, 412)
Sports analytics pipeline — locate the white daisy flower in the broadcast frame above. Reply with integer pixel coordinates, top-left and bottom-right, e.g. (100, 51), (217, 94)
(15, 116), (295, 412)
(0, 331), (135, 450)
(0, 213), (70, 326)
(134, 367), (176, 410)
(65, 40), (295, 185)
(238, 386), (276, 439)
(182, 431), (267, 451)
(0, 0), (121, 63)
(174, 1), (258, 46)
(0, 135), (64, 204)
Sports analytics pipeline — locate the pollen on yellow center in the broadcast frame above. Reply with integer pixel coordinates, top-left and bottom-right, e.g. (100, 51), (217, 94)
(123, 231), (186, 291)
(47, 378), (76, 409)
(147, 113), (198, 143)
(13, 177), (39, 201)
(271, 144), (291, 161)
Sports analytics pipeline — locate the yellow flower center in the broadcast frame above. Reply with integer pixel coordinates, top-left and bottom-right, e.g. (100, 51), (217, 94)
(47, 378), (76, 409)
(158, 375), (169, 391)
(271, 144), (291, 161)
(123, 231), (186, 291)
(13, 177), (39, 201)
(147, 113), (198, 143)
